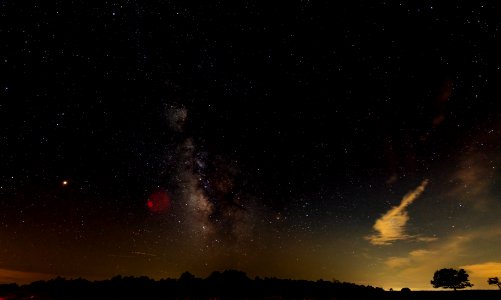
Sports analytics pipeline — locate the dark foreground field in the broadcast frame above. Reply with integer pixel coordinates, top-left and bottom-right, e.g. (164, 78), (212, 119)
(1, 272), (500, 300)
(386, 290), (500, 300)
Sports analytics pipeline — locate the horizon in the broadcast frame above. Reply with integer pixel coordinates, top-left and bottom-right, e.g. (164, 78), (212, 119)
(1, 269), (500, 291)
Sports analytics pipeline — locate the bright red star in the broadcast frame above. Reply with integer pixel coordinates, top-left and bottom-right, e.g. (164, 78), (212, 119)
(146, 189), (171, 213)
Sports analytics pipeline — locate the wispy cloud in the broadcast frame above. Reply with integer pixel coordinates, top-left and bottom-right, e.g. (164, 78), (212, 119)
(461, 262), (501, 285)
(366, 180), (429, 245)
(377, 227), (501, 290)
(385, 257), (411, 269)
(446, 152), (496, 212)
(385, 249), (436, 269)
(416, 236), (438, 242)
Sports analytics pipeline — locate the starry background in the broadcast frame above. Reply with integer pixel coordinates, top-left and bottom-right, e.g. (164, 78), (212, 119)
(1, 0), (501, 290)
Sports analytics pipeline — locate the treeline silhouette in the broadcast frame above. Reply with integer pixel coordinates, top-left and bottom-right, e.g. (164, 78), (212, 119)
(2, 270), (501, 300)
(0, 270), (384, 300)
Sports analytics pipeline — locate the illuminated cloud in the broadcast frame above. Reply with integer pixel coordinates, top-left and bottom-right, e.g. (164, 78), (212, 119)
(385, 257), (411, 269)
(461, 262), (501, 286)
(385, 249), (436, 269)
(368, 130), (501, 290)
(416, 236), (438, 242)
(376, 228), (501, 290)
(385, 249), (435, 269)
(366, 180), (429, 245)
(408, 249), (435, 258)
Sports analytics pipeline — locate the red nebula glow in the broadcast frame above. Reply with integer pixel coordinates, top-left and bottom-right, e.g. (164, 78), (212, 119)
(146, 189), (171, 213)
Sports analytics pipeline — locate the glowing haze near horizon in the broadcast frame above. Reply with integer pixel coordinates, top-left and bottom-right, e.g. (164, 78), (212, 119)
(1, 0), (501, 291)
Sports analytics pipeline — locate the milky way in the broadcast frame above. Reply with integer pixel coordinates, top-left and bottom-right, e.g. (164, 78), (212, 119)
(161, 105), (264, 262)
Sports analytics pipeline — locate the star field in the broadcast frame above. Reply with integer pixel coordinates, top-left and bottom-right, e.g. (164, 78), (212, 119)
(1, 0), (501, 290)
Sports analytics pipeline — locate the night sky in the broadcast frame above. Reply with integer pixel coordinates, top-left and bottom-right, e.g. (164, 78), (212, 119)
(1, 0), (501, 290)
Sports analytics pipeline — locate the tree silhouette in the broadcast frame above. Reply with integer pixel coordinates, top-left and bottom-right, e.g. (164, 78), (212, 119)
(488, 277), (501, 290)
(178, 271), (196, 282)
(431, 268), (473, 291)
(0, 271), (388, 300)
